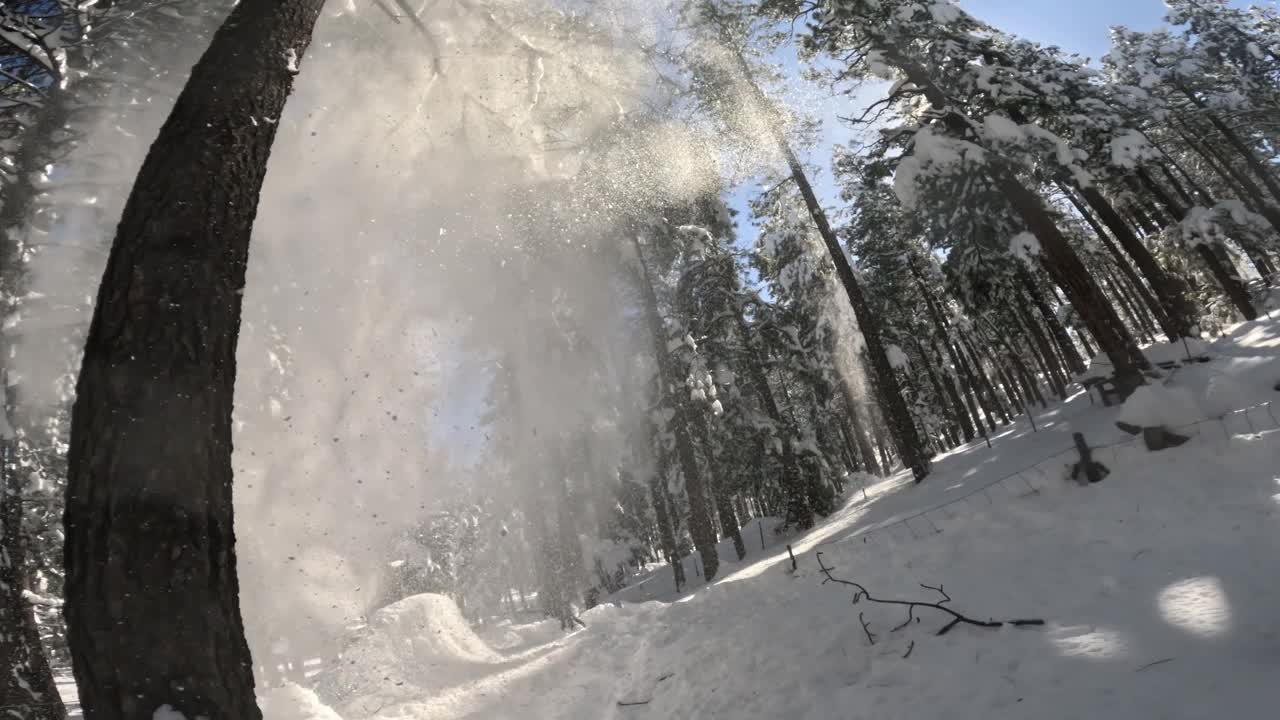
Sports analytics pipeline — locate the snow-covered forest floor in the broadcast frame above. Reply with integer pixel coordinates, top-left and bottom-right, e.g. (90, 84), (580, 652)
(148, 315), (1280, 720)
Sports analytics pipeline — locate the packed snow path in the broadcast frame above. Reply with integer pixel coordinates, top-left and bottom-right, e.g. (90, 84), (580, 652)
(311, 319), (1280, 720)
(56, 319), (1280, 719)
(349, 433), (1279, 719)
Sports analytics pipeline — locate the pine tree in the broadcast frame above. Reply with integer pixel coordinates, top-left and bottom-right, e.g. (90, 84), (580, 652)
(766, 0), (1151, 391)
(62, 2), (326, 717)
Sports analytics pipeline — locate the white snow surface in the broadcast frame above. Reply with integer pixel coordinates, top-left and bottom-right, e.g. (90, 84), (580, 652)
(316, 594), (502, 715)
(246, 316), (1280, 720)
(64, 319), (1280, 720)
(315, 428), (1280, 720)
(261, 684), (343, 720)
(1116, 384), (1204, 429)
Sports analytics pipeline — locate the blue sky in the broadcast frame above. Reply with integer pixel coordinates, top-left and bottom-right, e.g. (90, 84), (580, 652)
(965, 0), (1180, 60)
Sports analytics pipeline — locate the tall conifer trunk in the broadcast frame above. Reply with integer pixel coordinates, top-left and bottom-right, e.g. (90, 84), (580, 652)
(62, 3), (326, 718)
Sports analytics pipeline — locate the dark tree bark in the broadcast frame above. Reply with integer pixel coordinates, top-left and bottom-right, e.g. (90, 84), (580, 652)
(62, 3), (326, 719)
(980, 320), (1047, 409)
(1104, 266), (1155, 343)
(951, 339), (996, 432)
(991, 355), (1025, 414)
(871, 410), (894, 474)
(996, 176), (1147, 390)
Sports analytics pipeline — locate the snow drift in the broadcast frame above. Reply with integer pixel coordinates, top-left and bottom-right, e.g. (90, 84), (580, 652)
(315, 594), (502, 714)
(259, 683), (343, 720)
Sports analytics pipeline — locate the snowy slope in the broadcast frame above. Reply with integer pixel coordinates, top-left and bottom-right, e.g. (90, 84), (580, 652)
(346, 431), (1278, 720)
(55, 319), (1280, 719)
(328, 317), (1280, 720)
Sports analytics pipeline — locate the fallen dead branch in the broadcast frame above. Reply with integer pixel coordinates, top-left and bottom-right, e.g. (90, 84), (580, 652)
(815, 552), (1045, 641)
(1136, 657), (1175, 672)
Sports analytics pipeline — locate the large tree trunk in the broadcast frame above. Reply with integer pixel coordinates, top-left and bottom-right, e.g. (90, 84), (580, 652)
(62, 3), (326, 719)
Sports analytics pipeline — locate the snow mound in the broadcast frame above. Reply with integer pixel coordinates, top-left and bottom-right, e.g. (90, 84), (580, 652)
(480, 617), (564, 652)
(1076, 351), (1113, 381)
(316, 594), (500, 712)
(259, 683), (342, 720)
(1202, 373), (1258, 418)
(370, 593), (500, 665)
(1117, 384), (1205, 429)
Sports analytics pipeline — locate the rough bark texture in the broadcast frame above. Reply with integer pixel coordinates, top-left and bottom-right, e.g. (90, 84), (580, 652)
(62, 3), (326, 719)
